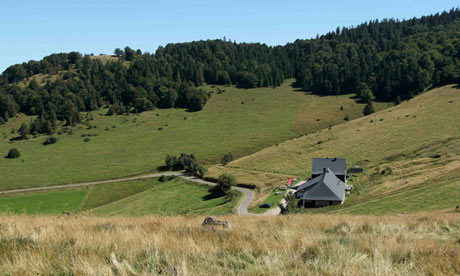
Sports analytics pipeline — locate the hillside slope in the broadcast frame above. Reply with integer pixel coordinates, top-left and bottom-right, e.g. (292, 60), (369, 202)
(0, 80), (390, 190)
(208, 85), (460, 212)
(89, 178), (238, 216)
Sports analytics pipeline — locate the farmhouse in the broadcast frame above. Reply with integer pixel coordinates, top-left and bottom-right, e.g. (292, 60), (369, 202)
(294, 158), (346, 208)
(312, 157), (346, 182)
(295, 168), (345, 207)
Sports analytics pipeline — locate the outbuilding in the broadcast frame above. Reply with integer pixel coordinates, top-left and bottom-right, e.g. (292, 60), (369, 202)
(312, 158), (346, 182)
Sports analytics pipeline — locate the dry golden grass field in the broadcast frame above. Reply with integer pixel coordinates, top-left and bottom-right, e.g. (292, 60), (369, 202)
(0, 212), (458, 275)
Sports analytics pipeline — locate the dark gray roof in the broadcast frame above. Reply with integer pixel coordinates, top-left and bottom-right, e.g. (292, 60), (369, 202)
(302, 168), (345, 202)
(296, 175), (322, 192)
(312, 158), (346, 176)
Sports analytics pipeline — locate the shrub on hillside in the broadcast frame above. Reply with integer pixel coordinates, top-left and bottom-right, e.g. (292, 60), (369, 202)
(236, 71), (259, 88)
(188, 89), (209, 111)
(165, 154), (175, 169)
(209, 173), (236, 196)
(197, 166), (207, 178)
(363, 101), (376, 116)
(221, 152), (234, 166)
(164, 153), (200, 175)
(357, 83), (375, 103)
(6, 148), (21, 159)
(216, 71), (232, 85)
(43, 136), (57, 145)
(18, 123), (29, 139)
(283, 193), (299, 214)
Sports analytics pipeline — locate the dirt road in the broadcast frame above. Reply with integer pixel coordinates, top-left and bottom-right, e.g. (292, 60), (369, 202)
(178, 175), (280, 216)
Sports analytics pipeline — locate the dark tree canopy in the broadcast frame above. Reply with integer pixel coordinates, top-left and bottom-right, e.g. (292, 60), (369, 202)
(164, 153), (204, 177)
(290, 8), (460, 101)
(0, 8), (460, 126)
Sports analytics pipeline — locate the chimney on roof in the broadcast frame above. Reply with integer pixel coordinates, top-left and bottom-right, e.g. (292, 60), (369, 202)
(323, 168), (327, 173)
(332, 158), (337, 161)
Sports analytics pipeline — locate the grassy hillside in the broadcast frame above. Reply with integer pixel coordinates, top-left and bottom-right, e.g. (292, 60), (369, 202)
(208, 85), (460, 212)
(90, 178), (240, 216)
(0, 177), (239, 216)
(79, 179), (154, 210)
(0, 79), (389, 190)
(0, 212), (458, 275)
(0, 179), (153, 215)
(0, 189), (88, 214)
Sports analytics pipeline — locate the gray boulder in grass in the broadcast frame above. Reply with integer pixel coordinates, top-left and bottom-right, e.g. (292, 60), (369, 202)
(202, 217), (231, 229)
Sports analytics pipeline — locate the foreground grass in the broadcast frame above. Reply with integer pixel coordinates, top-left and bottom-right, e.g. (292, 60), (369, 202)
(91, 178), (240, 216)
(0, 189), (88, 214)
(0, 79), (389, 190)
(210, 85), (460, 213)
(0, 212), (458, 275)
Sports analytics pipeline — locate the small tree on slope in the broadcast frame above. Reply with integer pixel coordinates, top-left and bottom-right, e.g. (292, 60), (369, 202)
(209, 173), (235, 196)
(363, 101), (376, 116)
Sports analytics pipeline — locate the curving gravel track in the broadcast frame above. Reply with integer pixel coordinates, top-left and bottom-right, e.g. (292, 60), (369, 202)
(178, 175), (280, 216)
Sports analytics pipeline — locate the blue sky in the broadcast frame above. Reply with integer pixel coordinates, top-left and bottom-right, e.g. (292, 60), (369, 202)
(1, 0), (458, 72)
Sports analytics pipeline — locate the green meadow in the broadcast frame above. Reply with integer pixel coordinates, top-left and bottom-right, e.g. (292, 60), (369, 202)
(0, 189), (88, 214)
(0, 179), (154, 215)
(212, 85), (460, 214)
(79, 179), (154, 210)
(90, 177), (240, 216)
(0, 177), (240, 216)
(0, 179), (155, 215)
(0, 79), (388, 190)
